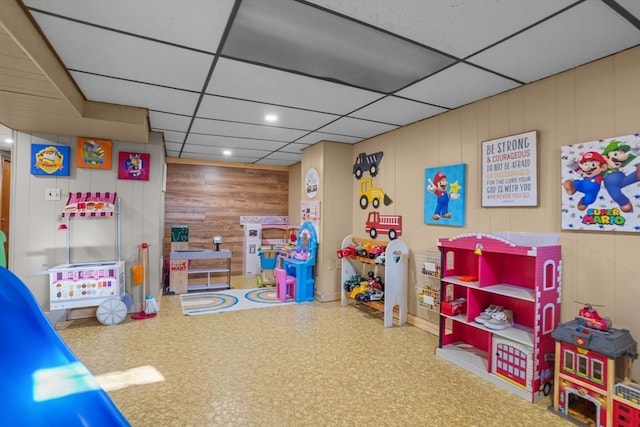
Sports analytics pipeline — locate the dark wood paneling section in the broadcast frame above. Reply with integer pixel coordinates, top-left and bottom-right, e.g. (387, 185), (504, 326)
(164, 162), (289, 276)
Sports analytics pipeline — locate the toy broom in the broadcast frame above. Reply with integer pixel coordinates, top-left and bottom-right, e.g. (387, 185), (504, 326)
(131, 242), (158, 319)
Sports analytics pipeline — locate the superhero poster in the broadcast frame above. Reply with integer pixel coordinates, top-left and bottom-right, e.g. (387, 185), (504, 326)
(561, 133), (640, 232)
(117, 151), (150, 181)
(424, 163), (466, 227)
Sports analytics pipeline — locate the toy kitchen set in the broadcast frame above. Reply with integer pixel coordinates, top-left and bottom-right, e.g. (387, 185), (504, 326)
(47, 192), (128, 325)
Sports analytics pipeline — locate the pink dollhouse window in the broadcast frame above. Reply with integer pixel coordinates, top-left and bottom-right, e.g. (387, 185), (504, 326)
(543, 260), (556, 291)
(542, 303), (555, 334)
(445, 250), (454, 271)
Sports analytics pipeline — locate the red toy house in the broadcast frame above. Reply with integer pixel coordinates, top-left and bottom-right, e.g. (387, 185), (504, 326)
(551, 320), (639, 427)
(436, 232), (562, 402)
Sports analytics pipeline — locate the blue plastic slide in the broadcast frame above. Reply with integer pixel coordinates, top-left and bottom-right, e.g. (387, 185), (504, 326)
(0, 267), (130, 426)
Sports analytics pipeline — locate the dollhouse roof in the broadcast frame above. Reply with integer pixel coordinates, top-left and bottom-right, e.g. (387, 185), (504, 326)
(552, 319), (637, 359)
(439, 232), (559, 255)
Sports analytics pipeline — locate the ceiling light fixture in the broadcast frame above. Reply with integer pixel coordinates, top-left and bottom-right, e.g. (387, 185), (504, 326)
(225, 0), (455, 93)
(265, 114), (278, 122)
(223, 149), (232, 156)
(4, 138), (13, 143)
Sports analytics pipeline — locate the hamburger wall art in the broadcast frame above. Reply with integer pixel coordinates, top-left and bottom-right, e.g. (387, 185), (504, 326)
(561, 132), (640, 232)
(31, 143), (70, 176)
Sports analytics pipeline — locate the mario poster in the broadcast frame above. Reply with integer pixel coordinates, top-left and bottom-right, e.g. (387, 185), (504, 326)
(561, 133), (640, 232)
(424, 163), (466, 227)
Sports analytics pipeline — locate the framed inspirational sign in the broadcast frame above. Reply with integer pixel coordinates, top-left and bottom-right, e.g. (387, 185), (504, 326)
(482, 131), (538, 207)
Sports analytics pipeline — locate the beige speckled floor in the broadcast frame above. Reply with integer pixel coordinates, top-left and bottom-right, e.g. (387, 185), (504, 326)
(57, 279), (573, 427)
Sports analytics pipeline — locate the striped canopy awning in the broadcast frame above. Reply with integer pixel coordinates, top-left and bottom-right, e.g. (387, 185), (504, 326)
(62, 192), (117, 217)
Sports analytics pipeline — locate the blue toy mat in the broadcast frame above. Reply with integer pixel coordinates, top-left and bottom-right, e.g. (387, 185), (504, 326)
(0, 267), (130, 426)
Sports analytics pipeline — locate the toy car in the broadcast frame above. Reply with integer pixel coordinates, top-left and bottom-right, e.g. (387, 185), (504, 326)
(355, 289), (384, 303)
(343, 275), (363, 292)
(367, 245), (386, 259)
(349, 282), (370, 299)
(356, 241), (372, 258)
(336, 246), (357, 259)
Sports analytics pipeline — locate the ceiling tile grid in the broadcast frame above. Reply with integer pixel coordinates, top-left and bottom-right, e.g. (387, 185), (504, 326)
(466, 0), (640, 83)
(23, 0), (235, 52)
(8, 0), (639, 166)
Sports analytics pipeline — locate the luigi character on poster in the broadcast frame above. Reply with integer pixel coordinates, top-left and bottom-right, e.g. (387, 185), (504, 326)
(561, 133), (640, 232)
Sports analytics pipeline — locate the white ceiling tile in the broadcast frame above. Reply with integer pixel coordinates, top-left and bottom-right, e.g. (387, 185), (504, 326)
(350, 96), (447, 125)
(206, 58), (382, 114)
(261, 151), (302, 162)
(185, 134), (288, 151)
(24, 0), (235, 52)
(31, 12), (213, 91)
(71, 72), (199, 115)
(318, 117), (398, 138)
(161, 131), (187, 144)
(256, 158), (300, 166)
(165, 142), (182, 152)
(149, 112), (192, 133)
(468, 0), (640, 83)
(180, 143), (271, 157)
(180, 151), (262, 163)
(616, 0), (640, 18)
(190, 118), (308, 141)
(198, 95), (340, 130)
(296, 132), (362, 145)
(396, 63), (521, 109)
(306, 0), (576, 58)
(278, 143), (309, 154)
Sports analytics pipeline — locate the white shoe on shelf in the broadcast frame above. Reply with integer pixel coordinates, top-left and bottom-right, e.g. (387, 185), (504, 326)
(485, 309), (514, 330)
(474, 304), (502, 324)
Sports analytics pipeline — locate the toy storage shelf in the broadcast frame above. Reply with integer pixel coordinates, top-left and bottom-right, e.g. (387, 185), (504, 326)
(436, 232), (561, 403)
(340, 235), (408, 328)
(170, 249), (232, 292)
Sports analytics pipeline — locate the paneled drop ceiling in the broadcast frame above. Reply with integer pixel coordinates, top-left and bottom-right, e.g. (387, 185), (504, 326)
(1, 0), (639, 166)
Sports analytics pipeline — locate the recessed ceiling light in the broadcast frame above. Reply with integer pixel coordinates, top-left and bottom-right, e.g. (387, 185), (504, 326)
(4, 138), (13, 144)
(265, 114), (278, 122)
(223, 149), (232, 156)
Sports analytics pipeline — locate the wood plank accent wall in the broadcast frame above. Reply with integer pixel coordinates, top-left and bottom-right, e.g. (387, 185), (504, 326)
(164, 162), (289, 277)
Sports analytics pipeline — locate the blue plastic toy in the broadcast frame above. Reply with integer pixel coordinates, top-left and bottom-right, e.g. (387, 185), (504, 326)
(283, 221), (318, 302)
(0, 266), (130, 426)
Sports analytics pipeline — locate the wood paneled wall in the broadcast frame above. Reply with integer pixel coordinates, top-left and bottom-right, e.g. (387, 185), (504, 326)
(164, 161), (289, 276)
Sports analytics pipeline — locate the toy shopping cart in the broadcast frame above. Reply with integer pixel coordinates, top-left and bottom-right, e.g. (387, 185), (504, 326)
(257, 249), (278, 287)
